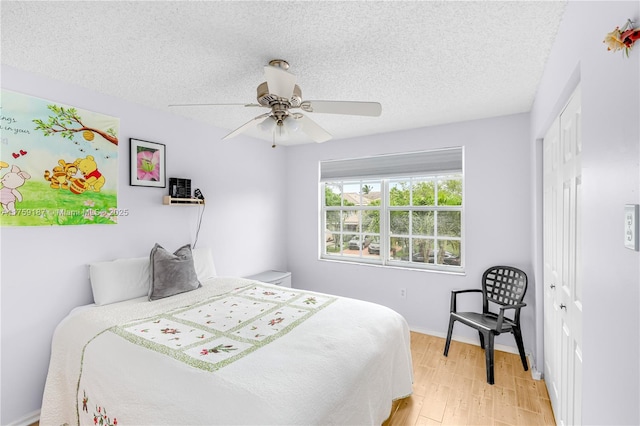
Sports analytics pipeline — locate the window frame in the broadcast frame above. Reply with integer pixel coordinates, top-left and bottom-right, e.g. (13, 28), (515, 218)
(320, 173), (464, 273)
(321, 180), (384, 266)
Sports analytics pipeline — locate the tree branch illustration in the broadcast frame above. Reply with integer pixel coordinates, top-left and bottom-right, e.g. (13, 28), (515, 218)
(33, 105), (118, 145)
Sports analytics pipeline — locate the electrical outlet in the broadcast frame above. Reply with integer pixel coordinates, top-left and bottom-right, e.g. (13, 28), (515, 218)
(400, 288), (407, 299)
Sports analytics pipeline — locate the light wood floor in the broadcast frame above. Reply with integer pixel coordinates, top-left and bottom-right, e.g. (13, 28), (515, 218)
(384, 332), (556, 425)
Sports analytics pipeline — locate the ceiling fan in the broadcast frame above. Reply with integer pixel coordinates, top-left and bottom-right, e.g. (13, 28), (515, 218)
(169, 59), (382, 147)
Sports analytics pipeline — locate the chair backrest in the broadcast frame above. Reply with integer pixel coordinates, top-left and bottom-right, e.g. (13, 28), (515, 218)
(482, 266), (527, 312)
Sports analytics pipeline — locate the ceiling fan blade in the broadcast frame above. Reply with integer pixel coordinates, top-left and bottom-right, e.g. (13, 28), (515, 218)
(222, 113), (271, 140)
(296, 114), (332, 143)
(300, 100), (382, 117)
(264, 65), (296, 99)
(169, 103), (262, 108)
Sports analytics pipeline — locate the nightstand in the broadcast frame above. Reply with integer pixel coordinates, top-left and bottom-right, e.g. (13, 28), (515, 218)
(245, 270), (292, 288)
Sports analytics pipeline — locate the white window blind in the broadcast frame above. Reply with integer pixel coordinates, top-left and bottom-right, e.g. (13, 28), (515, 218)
(319, 147), (463, 181)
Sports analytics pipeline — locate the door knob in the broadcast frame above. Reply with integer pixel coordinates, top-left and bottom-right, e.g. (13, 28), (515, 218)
(560, 304), (567, 310)
(550, 284), (556, 289)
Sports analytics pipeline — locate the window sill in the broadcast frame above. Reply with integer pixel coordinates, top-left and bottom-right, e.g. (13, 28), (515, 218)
(318, 256), (466, 276)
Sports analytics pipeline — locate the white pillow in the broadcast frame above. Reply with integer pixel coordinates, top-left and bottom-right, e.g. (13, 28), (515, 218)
(192, 247), (217, 281)
(89, 247), (217, 306)
(90, 256), (149, 306)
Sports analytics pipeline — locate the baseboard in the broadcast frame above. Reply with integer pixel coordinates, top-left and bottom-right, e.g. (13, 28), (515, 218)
(409, 326), (543, 381)
(529, 363), (543, 380)
(7, 409), (40, 426)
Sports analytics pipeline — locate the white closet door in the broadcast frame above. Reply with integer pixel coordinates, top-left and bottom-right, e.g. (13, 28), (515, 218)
(543, 85), (582, 425)
(543, 115), (561, 417)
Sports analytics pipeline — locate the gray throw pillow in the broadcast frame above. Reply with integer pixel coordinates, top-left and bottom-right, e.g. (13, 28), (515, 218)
(149, 243), (201, 301)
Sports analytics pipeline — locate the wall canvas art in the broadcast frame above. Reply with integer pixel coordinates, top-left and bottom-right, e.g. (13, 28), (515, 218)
(0, 89), (120, 226)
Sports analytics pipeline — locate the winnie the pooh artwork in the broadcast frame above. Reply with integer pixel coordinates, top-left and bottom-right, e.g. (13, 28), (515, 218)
(75, 155), (106, 192)
(1, 89), (119, 226)
(44, 159), (78, 190)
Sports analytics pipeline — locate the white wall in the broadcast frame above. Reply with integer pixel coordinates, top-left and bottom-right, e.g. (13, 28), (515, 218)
(530, 1), (640, 424)
(0, 65), (289, 425)
(285, 113), (535, 356)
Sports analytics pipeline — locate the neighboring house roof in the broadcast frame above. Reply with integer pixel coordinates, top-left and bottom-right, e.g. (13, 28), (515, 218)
(343, 193), (363, 206)
(343, 192), (381, 206)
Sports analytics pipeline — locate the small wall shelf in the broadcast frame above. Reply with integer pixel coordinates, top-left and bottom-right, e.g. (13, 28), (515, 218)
(163, 196), (204, 205)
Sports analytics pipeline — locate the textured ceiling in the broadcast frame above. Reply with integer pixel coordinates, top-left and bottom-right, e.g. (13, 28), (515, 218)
(1, 1), (567, 146)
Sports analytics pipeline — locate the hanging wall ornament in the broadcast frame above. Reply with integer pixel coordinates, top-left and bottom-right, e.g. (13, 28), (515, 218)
(604, 19), (640, 57)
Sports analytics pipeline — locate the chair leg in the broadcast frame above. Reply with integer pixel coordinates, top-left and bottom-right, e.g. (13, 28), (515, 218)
(484, 332), (495, 385)
(513, 326), (528, 371)
(443, 316), (456, 356)
(478, 331), (485, 349)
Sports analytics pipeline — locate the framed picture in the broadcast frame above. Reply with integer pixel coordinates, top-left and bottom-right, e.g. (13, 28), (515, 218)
(130, 138), (166, 187)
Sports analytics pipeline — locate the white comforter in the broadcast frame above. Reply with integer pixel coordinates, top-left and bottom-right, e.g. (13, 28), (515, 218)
(40, 277), (413, 425)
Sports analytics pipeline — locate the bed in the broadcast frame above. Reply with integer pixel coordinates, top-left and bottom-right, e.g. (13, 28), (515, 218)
(40, 245), (413, 425)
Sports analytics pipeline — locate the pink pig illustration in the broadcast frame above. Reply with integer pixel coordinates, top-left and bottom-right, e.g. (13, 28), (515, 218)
(1, 165), (31, 215)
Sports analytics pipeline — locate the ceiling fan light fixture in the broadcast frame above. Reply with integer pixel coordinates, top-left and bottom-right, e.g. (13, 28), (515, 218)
(284, 116), (301, 133)
(258, 116), (277, 133)
(275, 122), (289, 140)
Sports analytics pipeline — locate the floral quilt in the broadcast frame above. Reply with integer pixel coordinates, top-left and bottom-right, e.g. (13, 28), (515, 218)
(111, 284), (335, 372)
(40, 277), (413, 426)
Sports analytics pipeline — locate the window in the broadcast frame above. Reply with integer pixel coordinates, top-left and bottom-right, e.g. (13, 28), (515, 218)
(320, 148), (463, 272)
